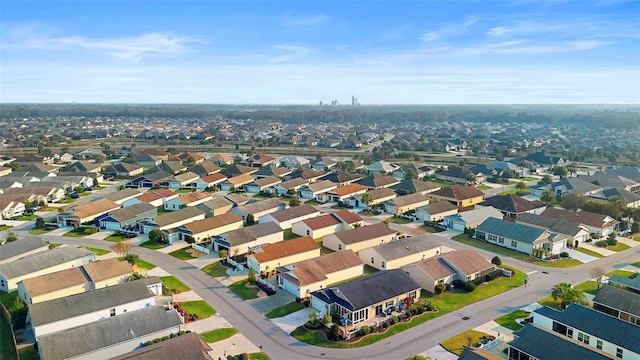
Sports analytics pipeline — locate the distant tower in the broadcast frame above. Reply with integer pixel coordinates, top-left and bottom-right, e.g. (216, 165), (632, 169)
(352, 95), (356, 106)
(319, 101), (323, 106)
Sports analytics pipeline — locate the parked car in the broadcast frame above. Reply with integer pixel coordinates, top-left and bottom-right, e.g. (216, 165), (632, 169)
(84, 187), (93, 191)
(69, 192), (80, 199)
(24, 208), (36, 214)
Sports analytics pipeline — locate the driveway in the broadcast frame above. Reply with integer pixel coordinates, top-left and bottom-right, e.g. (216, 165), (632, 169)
(271, 307), (312, 334)
(247, 286), (297, 314)
(564, 248), (599, 263)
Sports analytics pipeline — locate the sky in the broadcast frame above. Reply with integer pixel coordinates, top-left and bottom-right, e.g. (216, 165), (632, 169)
(1, 0), (639, 104)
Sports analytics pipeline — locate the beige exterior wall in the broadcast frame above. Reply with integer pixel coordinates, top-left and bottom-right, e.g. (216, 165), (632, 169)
(2, 255), (95, 293)
(359, 247), (441, 271)
(292, 222), (345, 239)
(159, 214), (206, 231)
(228, 232), (283, 256)
(344, 234), (396, 253)
(248, 248), (321, 275)
(298, 264), (364, 298)
(190, 221), (243, 243)
(394, 199), (431, 215)
(93, 274), (131, 289)
(402, 264), (454, 293)
(212, 204), (233, 216)
(429, 194), (485, 207)
(19, 282), (92, 305)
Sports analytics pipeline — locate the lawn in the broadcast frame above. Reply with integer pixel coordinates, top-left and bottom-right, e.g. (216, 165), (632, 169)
(12, 214), (38, 221)
(574, 280), (599, 295)
(175, 189), (195, 193)
(18, 344), (39, 360)
(104, 234), (135, 242)
(200, 328), (238, 343)
(383, 217), (411, 225)
(304, 199), (320, 205)
(451, 234), (582, 268)
(0, 225), (12, 231)
(606, 270), (637, 278)
(0, 308), (18, 360)
(139, 240), (164, 250)
(497, 189), (529, 196)
(160, 276), (191, 294)
(606, 243), (631, 252)
(520, 177), (540, 181)
(440, 329), (489, 355)
(634, 236), (640, 242)
(202, 262), (230, 278)
(28, 228), (54, 235)
(229, 279), (260, 300)
(181, 300), (216, 319)
(494, 310), (530, 331)
(476, 185), (492, 191)
(573, 247), (604, 258)
(265, 301), (305, 318)
(418, 225), (439, 233)
(169, 246), (198, 260)
(81, 246), (111, 256)
(292, 266), (526, 348)
(62, 227), (97, 238)
(284, 228), (301, 241)
(631, 261), (640, 268)
(134, 259), (156, 270)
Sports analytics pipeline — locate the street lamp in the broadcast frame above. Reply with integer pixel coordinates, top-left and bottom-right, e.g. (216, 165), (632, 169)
(259, 346), (263, 360)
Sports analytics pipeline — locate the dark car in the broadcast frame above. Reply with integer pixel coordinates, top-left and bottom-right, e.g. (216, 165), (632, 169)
(69, 192), (80, 199)
(24, 208), (36, 214)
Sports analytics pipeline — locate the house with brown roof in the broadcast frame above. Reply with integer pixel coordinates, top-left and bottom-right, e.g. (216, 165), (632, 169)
(18, 258), (133, 305)
(188, 160), (222, 177)
(428, 185), (486, 207)
(402, 249), (495, 292)
(277, 250), (364, 299)
(195, 196), (234, 218)
(193, 173), (227, 192)
(165, 171), (200, 190)
(326, 183), (367, 203)
(272, 177), (308, 196)
(57, 198), (120, 227)
(332, 209), (364, 227)
(318, 171), (364, 186)
(247, 154), (277, 168)
(299, 180), (337, 201)
(285, 167), (326, 183)
(247, 236), (320, 276)
(358, 234), (443, 271)
(209, 153), (235, 167)
(540, 208), (618, 237)
(177, 151), (205, 165)
(140, 207), (206, 240)
(291, 212), (356, 239)
(258, 204), (321, 229)
(220, 164), (257, 178)
(230, 198), (286, 224)
(219, 173), (255, 191)
(122, 188), (178, 208)
(356, 174), (401, 190)
(477, 195), (546, 219)
(322, 222), (397, 253)
(350, 188), (397, 208)
(163, 192), (213, 211)
(175, 212), (243, 243)
(244, 176), (282, 194)
(415, 202), (459, 223)
(213, 221), (283, 256)
(383, 193), (430, 216)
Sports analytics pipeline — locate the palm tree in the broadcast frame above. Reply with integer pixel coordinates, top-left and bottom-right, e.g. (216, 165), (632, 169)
(551, 283), (585, 309)
(360, 193), (373, 210)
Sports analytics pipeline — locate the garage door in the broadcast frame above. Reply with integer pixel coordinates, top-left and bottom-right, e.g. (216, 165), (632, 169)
(283, 279), (300, 297)
(452, 221), (466, 231)
(103, 222), (122, 231)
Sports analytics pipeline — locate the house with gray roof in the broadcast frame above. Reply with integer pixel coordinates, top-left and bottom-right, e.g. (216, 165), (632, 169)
(258, 204), (320, 229)
(0, 246), (95, 292)
(535, 178), (602, 198)
(477, 195), (546, 219)
(476, 217), (569, 256)
(533, 304), (639, 359)
(96, 203), (157, 231)
(415, 201), (459, 223)
(390, 178), (441, 196)
(310, 269), (421, 327)
(230, 197), (286, 224)
(582, 173), (640, 193)
(213, 221), (283, 256)
(443, 206), (503, 231)
(607, 275), (640, 292)
(516, 213), (591, 248)
(358, 235), (443, 270)
(110, 332), (213, 360)
(195, 196), (233, 218)
(36, 305), (183, 360)
(0, 237), (48, 265)
(29, 277), (160, 337)
(592, 285), (640, 326)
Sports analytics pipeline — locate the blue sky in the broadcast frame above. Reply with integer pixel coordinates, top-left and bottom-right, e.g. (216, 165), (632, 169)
(1, 1), (639, 104)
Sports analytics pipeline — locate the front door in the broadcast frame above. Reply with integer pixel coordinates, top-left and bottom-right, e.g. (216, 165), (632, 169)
(375, 304), (383, 315)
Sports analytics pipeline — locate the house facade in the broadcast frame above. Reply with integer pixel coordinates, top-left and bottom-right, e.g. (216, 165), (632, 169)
(246, 236), (320, 276)
(476, 217), (569, 256)
(322, 222), (397, 253)
(358, 235), (442, 271)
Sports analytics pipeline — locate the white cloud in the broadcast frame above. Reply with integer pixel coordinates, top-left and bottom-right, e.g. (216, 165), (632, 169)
(421, 16), (479, 42)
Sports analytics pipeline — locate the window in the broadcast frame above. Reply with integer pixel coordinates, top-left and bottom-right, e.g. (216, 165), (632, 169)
(630, 315), (639, 325)
(498, 236), (504, 244)
(306, 230), (310, 236)
(438, 279), (444, 284)
(110, 308), (116, 317)
(488, 234), (497, 241)
(596, 340), (603, 350)
(567, 328), (573, 338)
(371, 257), (375, 264)
(409, 291), (417, 298)
(511, 240), (517, 247)
(616, 348), (623, 358)
(338, 244), (342, 250)
(577, 332), (590, 345)
(381, 261), (386, 269)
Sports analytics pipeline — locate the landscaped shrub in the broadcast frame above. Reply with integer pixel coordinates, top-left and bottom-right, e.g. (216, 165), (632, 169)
(389, 315), (398, 325)
(491, 256), (502, 266)
(452, 279), (466, 289)
(595, 241), (608, 248)
(83, 227), (98, 235)
(358, 325), (372, 337)
(464, 282), (476, 292)
(323, 314), (332, 324)
(472, 277), (485, 286)
(416, 305), (426, 314)
(425, 302), (435, 311)
(329, 324), (341, 341)
(560, 251), (570, 258)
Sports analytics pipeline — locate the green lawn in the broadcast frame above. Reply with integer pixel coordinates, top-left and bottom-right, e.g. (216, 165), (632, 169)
(606, 270), (637, 278)
(305, 199), (320, 205)
(606, 243), (631, 252)
(181, 300), (216, 319)
(176, 189), (195, 193)
(12, 214), (38, 221)
(134, 259), (157, 270)
(62, 227), (97, 237)
(573, 247), (604, 258)
(229, 279), (260, 300)
(383, 217), (411, 225)
(497, 189), (529, 196)
(631, 261), (640, 268)
(634, 236), (640, 242)
(0, 225), (12, 231)
(284, 228), (301, 241)
(81, 246), (111, 256)
(0, 308), (18, 360)
(292, 266), (526, 348)
(265, 302), (305, 318)
(18, 344), (39, 360)
(103, 234), (135, 242)
(418, 225), (439, 233)
(476, 185), (492, 191)
(202, 262), (230, 278)
(451, 234), (582, 268)
(494, 310), (530, 331)
(440, 330), (489, 355)
(160, 276), (190, 294)
(200, 328), (238, 343)
(28, 228), (54, 235)
(520, 177), (540, 181)
(139, 240), (164, 250)
(169, 246), (198, 260)
(574, 280), (599, 295)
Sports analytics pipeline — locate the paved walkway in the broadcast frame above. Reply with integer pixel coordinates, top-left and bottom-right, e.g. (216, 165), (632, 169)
(146, 267), (171, 277)
(187, 253), (221, 269)
(421, 345), (458, 360)
(270, 307), (312, 334)
(183, 313), (234, 333)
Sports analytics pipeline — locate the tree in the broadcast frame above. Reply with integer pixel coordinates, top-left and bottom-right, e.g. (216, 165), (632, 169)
(465, 173), (477, 185)
(551, 282), (585, 309)
(540, 189), (556, 205)
(632, 221), (640, 234)
(248, 268), (256, 285)
(538, 175), (553, 186)
(289, 198), (300, 207)
(35, 217), (46, 229)
(122, 254), (139, 266)
(561, 192), (587, 211)
(360, 193), (373, 210)
(245, 214), (256, 226)
(148, 228), (162, 244)
(589, 267), (606, 289)
(515, 181), (528, 194)
(219, 249), (228, 259)
(491, 256), (502, 266)
(112, 241), (133, 257)
(552, 166), (568, 179)
(129, 272), (148, 281)
(5, 231), (18, 242)
(308, 309), (318, 323)
(606, 232), (617, 246)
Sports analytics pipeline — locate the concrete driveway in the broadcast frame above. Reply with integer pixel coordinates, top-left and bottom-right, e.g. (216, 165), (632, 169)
(564, 248), (599, 263)
(247, 287), (297, 314)
(271, 307), (312, 334)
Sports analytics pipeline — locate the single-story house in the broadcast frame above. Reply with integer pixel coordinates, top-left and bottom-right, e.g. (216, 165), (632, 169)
(209, 153), (235, 167)
(57, 198), (120, 227)
(327, 183), (367, 203)
(299, 180), (338, 201)
(122, 188), (178, 208)
(0, 199), (26, 219)
(539, 208), (618, 237)
(350, 188), (397, 209)
(96, 203), (157, 231)
(219, 173), (255, 191)
(428, 185), (486, 207)
(535, 178), (603, 198)
(4, 186), (65, 204)
(246, 236), (320, 276)
(516, 213), (591, 248)
(279, 155), (310, 169)
(272, 177), (308, 196)
(356, 174), (400, 190)
(163, 192), (213, 211)
(220, 164), (257, 178)
(140, 207), (206, 240)
(254, 166), (292, 179)
(102, 188), (143, 205)
(477, 195), (546, 219)
(383, 193), (430, 216)
(247, 154), (277, 168)
(358, 234), (443, 271)
(318, 171), (364, 187)
(174, 212), (243, 244)
(213, 221), (283, 255)
(476, 217), (569, 256)
(366, 160), (400, 175)
(101, 162), (144, 178)
(443, 206), (504, 231)
(188, 160), (221, 176)
(192, 173), (227, 192)
(322, 222), (397, 253)
(592, 285), (640, 326)
(230, 198), (287, 224)
(195, 196), (234, 218)
(258, 204), (320, 230)
(415, 202), (459, 223)
(390, 178), (441, 196)
(126, 170), (173, 188)
(277, 250), (364, 299)
(291, 211), (358, 239)
(435, 167), (486, 185)
(165, 172), (200, 190)
(244, 176), (281, 194)
(110, 332), (213, 360)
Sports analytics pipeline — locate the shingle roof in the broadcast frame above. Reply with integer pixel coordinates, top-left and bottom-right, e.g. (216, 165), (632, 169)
(391, 179), (441, 195)
(200, 173), (227, 183)
(478, 195), (545, 214)
(29, 277), (159, 326)
(82, 257), (133, 282)
(365, 188), (397, 201)
(267, 205), (319, 222)
(476, 217), (548, 245)
(305, 180), (337, 193)
(430, 185), (485, 200)
(517, 213), (586, 237)
(277, 177), (308, 190)
(154, 207), (205, 227)
(234, 198), (284, 215)
(226, 173), (255, 186)
(224, 222), (282, 246)
(220, 164), (257, 177)
(0, 246), (93, 279)
(319, 171), (364, 184)
(334, 222), (396, 245)
(138, 170), (172, 182)
(196, 196), (233, 211)
(36, 305), (183, 360)
(103, 188), (142, 202)
(174, 191), (211, 205)
(441, 249), (494, 276)
(391, 193), (429, 207)
(288, 250), (363, 285)
(254, 166), (291, 178)
(0, 237), (48, 263)
(252, 175), (281, 188)
(184, 212), (242, 234)
(419, 201), (458, 215)
(608, 275), (640, 291)
(508, 323), (614, 360)
(412, 257), (456, 280)
(371, 235), (442, 261)
(332, 209), (363, 224)
(252, 236), (319, 262)
(68, 198), (120, 220)
(581, 173), (639, 190)
(20, 267), (89, 297)
(223, 193), (250, 206)
(302, 213), (342, 230)
(541, 208), (617, 228)
(593, 285), (640, 317)
(109, 332), (213, 360)
(357, 174), (400, 188)
(331, 183), (367, 196)
(104, 203), (156, 222)
(534, 304), (640, 353)
(551, 178), (602, 194)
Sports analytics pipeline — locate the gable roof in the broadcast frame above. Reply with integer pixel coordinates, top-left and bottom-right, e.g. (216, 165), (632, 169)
(331, 183), (367, 196)
(287, 250), (363, 286)
(188, 160), (221, 176)
(478, 195), (545, 214)
(234, 198), (285, 215)
(370, 235), (442, 261)
(0, 237), (48, 263)
(197, 196), (233, 210)
(333, 222), (396, 244)
(225, 172), (254, 186)
(103, 188), (142, 203)
(277, 177), (308, 190)
(252, 175), (281, 187)
(301, 213), (342, 230)
(20, 267), (89, 297)
(109, 332), (213, 360)
(223, 193), (250, 206)
(199, 173), (227, 184)
(441, 249), (494, 275)
(138, 170), (173, 182)
(608, 274), (640, 291)
(174, 191), (211, 205)
(184, 212), (242, 234)
(288, 167), (326, 180)
(540, 207), (617, 229)
(332, 209), (363, 224)
(154, 207), (205, 227)
(252, 236), (319, 263)
(582, 173), (639, 190)
(517, 213), (587, 237)
(365, 188), (397, 201)
(220, 164), (257, 177)
(357, 174), (400, 188)
(411, 257), (456, 280)
(224, 222), (282, 246)
(305, 180), (337, 193)
(391, 179), (441, 195)
(319, 171), (364, 184)
(0, 246), (93, 279)
(593, 285), (640, 317)
(267, 205), (319, 222)
(82, 257), (133, 282)
(103, 203), (156, 222)
(418, 201), (458, 214)
(430, 185), (485, 200)
(550, 178), (602, 194)
(254, 166), (292, 178)
(390, 193), (429, 207)
(36, 305), (183, 360)
(476, 217), (549, 244)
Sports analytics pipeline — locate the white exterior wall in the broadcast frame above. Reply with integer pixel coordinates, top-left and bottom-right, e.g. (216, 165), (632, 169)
(1, 254), (95, 293)
(484, 235), (535, 255)
(33, 296), (156, 337)
(259, 212), (320, 230)
(228, 232), (283, 256)
(247, 248), (321, 274)
(186, 221), (243, 243)
(164, 199), (185, 211)
(19, 282), (92, 305)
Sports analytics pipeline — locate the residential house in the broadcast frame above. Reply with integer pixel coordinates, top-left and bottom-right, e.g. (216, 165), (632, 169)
(428, 185), (486, 207)
(516, 213), (591, 248)
(258, 204), (320, 230)
(220, 164), (257, 178)
(310, 269), (421, 327)
(134, 153), (163, 167)
(318, 171), (364, 187)
(443, 206), (504, 231)
(36, 305), (183, 360)
(195, 196), (233, 218)
(532, 304), (639, 359)
(535, 178), (603, 198)
(392, 164), (432, 180)
(0, 237), (48, 265)
(188, 160), (222, 177)
(285, 167), (326, 183)
(435, 167), (486, 185)
(246, 236), (320, 277)
(219, 173), (255, 191)
(177, 151), (205, 165)
(174, 212), (243, 244)
(299, 180), (337, 201)
(608, 275), (640, 292)
(595, 188), (640, 208)
(0, 246), (95, 292)
(390, 178), (441, 196)
(101, 163), (144, 179)
(322, 222), (397, 253)
(272, 177), (308, 196)
(224, 193), (249, 207)
(383, 193), (430, 216)
(291, 211), (362, 239)
(356, 174), (400, 190)
(592, 285), (640, 326)
(521, 151), (568, 170)
(61, 160), (102, 173)
(230, 198), (286, 224)
(164, 172), (200, 190)
(213, 221), (283, 256)
(349, 188), (396, 209)
(192, 173), (227, 192)
(110, 332), (213, 360)
(209, 153), (235, 167)
(122, 188), (178, 208)
(476, 217), (569, 256)
(277, 250), (364, 299)
(366, 160), (400, 175)
(254, 166), (292, 179)
(402, 249), (496, 292)
(126, 171), (173, 188)
(57, 198), (120, 227)
(359, 235), (443, 271)
(244, 176), (281, 194)
(4, 186), (65, 204)
(102, 188), (143, 205)
(582, 173), (640, 193)
(96, 203), (157, 231)
(327, 183), (367, 204)
(163, 192), (213, 211)
(279, 155), (310, 169)
(308, 156), (337, 171)
(415, 202), (459, 223)
(155, 161), (187, 175)
(18, 258), (133, 305)
(0, 167), (12, 177)
(247, 154), (277, 168)
(477, 195), (546, 219)
(139, 207), (205, 238)
(0, 199), (25, 219)
(540, 208), (618, 237)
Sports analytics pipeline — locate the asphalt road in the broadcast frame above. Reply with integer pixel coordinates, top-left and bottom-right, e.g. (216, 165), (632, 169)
(20, 221), (639, 360)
